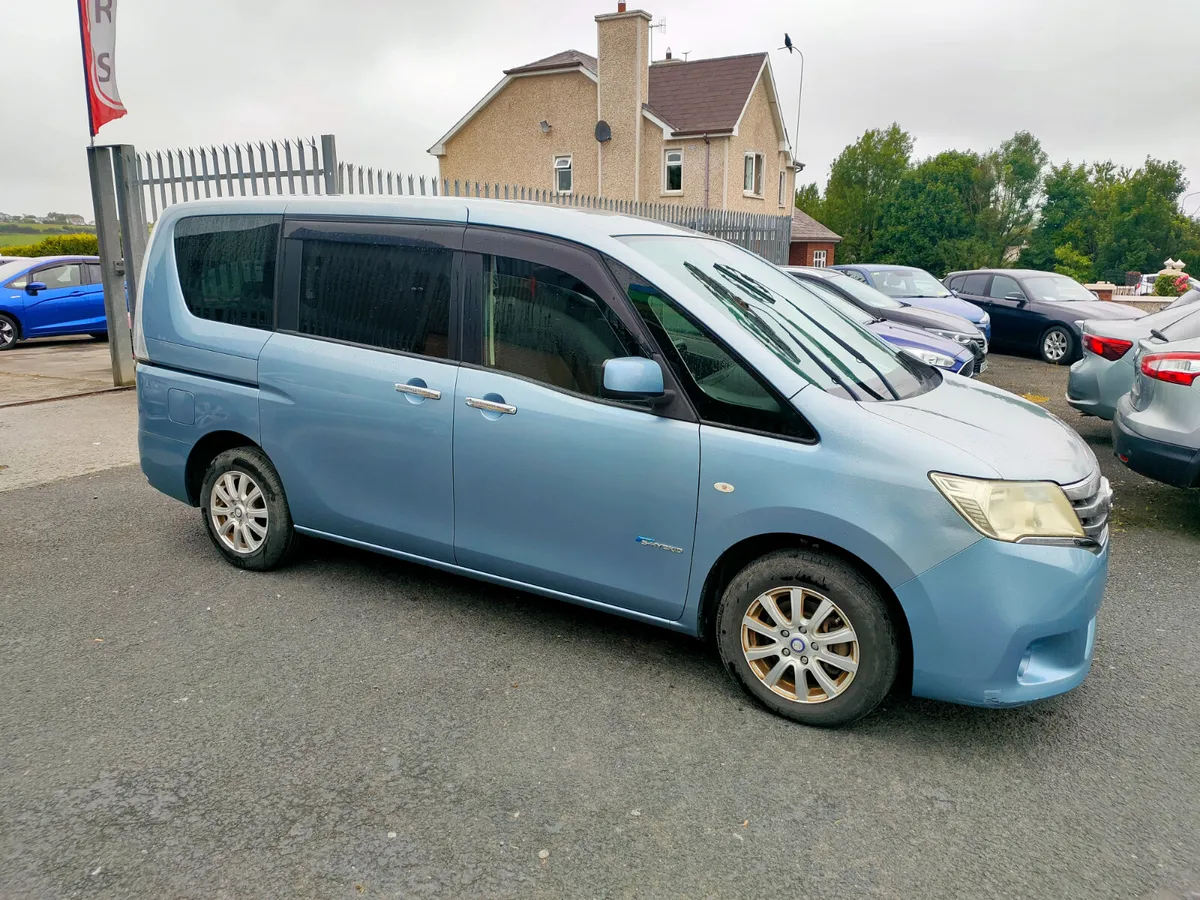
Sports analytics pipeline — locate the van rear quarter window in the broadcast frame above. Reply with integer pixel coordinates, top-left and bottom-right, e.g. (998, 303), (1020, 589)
(298, 238), (452, 358)
(173, 215), (280, 329)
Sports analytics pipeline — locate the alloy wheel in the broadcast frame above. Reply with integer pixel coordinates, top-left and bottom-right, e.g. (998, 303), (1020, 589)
(741, 586), (859, 703)
(1043, 329), (1069, 362)
(0, 318), (15, 349)
(209, 471), (269, 554)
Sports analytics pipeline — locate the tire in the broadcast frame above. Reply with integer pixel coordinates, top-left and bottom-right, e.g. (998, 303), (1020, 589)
(715, 549), (899, 727)
(199, 446), (298, 571)
(1039, 325), (1074, 365)
(0, 313), (19, 351)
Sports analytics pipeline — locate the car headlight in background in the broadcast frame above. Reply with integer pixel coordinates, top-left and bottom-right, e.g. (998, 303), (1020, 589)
(904, 349), (958, 369)
(929, 473), (1084, 542)
(929, 329), (975, 345)
(980, 312), (990, 326)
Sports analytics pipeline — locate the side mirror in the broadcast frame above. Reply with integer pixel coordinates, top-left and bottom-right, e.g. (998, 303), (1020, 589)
(1004, 292), (1026, 304)
(25, 281), (47, 295)
(602, 357), (671, 406)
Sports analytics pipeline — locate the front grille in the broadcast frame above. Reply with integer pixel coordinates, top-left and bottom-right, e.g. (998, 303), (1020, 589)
(967, 339), (987, 374)
(1062, 471), (1112, 542)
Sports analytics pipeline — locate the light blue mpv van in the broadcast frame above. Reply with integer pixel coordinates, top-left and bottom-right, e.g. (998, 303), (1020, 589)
(135, 197), (1112, 727)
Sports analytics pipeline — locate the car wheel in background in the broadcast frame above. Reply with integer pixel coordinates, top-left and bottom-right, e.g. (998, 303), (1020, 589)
(715, 549), (899, 727)
(0, 314), (19, 351)
(1040, 325), (1074, 365)
(200, 446), (298, 571)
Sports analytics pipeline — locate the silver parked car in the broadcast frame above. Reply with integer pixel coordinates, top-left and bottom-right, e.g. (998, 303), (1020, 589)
(1112, 313), (1200, 488)
(1067, 299), (1200, 420)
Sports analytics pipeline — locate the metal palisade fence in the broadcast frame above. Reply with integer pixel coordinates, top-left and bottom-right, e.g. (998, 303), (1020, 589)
(135, 134), (792, 264)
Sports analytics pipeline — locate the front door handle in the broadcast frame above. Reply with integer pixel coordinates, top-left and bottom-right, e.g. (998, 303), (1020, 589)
(465, 396), (517, 415)
(395, 383), (441, 400)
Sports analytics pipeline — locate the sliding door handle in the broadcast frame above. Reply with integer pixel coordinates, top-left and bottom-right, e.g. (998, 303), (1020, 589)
(394, 383), (441, 400)
(465, 396), (517, 415)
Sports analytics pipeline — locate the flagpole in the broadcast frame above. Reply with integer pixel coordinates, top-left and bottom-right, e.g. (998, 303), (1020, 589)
(76, 0), (96, 146)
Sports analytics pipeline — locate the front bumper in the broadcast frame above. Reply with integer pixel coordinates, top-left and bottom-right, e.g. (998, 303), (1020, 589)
(895, 537), (1108, 707)
(1112, 406), (1200, 488)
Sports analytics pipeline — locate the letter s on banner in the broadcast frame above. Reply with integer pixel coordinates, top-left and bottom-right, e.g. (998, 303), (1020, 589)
(77, 0), (126, 135)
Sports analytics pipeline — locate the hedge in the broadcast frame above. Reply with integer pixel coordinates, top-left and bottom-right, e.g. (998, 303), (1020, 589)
(1153, 273), (1190, 297)
(0, 233), (100, 257)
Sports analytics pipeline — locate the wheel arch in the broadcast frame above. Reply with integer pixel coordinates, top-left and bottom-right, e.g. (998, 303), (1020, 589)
(0, 308), (23, 340)
(184, 430), (262, 506)
(696, 532), (914, 695)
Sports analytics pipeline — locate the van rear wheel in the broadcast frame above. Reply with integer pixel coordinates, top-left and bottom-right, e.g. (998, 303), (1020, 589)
(715, 549), (898, 727)
(200, 446), (298, 571)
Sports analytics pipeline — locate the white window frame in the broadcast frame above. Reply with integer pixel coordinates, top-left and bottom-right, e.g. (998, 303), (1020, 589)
(553, 155), (573, 194)
(812, 249), (828, 268)
(663, 148), (683, 195)
(743, 152), (764, 197)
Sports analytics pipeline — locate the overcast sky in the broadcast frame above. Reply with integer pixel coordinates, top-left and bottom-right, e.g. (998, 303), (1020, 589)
(3, 0), (1199, 217)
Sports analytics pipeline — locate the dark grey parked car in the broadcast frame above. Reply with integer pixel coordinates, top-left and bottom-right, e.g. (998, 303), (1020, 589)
(945, 269), (1142, 364)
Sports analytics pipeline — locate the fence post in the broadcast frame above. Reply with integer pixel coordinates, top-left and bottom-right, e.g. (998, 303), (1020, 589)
(112, 145), (148, 323)
(324, 135), (342, 193)
(86, 146), (136, 387)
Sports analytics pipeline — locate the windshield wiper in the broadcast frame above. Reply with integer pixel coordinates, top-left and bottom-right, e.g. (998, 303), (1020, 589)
(709, 263), (900, 400)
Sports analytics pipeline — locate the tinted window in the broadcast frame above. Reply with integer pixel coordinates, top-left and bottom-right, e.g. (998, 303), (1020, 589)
(610, 260), (816, 440)
(961, 273), (990, 295)
(35, 264), (82, 289)
(84, 263), (102, 284)
(842, 268), (869, 284)
(988, 275), (1023, 299)
(482, 256), (637, 397)
(298, 238), (452, 358)
(175, 215), (279, 329)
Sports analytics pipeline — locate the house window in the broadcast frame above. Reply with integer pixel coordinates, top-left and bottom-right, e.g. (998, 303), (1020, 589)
(812, 249), (828, 268)
(743, 153), (764, 196)
(664, 149), (683, 193)
(554, 156), (572, 193)
(778, 170), (786, 207)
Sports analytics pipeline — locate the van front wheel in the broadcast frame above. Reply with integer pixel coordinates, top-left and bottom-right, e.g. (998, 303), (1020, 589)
(715, 550), (899, 727)
(200, 446), (298, 571)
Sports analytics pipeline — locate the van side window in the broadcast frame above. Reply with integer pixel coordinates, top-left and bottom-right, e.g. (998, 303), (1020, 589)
(174, 215), (280, 330)
(298, 238), (452, 358)
(480, 255), (638, 397)
(608, 259), (815, 441)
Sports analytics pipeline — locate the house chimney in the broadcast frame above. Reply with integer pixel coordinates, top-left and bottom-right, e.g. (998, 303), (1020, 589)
(665, 46), (671, 60)
(596, 6), (652, 200)
(617, 1), (626, 10)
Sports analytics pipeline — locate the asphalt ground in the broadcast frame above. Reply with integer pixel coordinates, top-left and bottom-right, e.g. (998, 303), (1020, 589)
(1, 354), (1198, 899)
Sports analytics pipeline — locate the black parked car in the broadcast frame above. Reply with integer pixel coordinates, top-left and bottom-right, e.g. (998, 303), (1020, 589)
(944, 269), (1142, 364)
(784, 266), (989, 373)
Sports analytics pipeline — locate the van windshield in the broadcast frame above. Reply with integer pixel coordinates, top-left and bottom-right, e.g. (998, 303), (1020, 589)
(619, 235), (935, 402)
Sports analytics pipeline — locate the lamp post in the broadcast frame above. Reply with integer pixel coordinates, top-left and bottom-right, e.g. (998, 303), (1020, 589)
(780, 34), (805, 162)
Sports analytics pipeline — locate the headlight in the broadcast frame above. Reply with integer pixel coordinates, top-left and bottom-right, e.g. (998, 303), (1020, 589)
(930, 473), (1084, 542)
(980, 312), (990, 326)
(929, 329), (973, 345)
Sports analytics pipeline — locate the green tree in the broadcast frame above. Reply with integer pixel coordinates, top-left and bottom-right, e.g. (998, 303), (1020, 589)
(874, 151), (991, 274)
(977, 131), (1048, 265)
(1053, 243), (1093, 282)
(793, 182), (824, 221)
(1020, 162), (1096, 275)
(820, 124), (913, 262)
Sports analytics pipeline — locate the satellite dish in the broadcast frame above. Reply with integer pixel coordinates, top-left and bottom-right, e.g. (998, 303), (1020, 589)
(595, 120), (612, 142)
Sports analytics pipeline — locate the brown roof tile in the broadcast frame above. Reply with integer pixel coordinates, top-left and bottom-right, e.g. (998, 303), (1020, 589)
(505, 50), (597, 76)
(647, 53), (766, 134)
(790, 210), (842, 243)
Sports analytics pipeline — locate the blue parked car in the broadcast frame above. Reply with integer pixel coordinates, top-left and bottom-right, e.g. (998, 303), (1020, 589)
(135, 197), (1111, 727)
(0, 255), (107, 350)
(833, 263), (991, 342)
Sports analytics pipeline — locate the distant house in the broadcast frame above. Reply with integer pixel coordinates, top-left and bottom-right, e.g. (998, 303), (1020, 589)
(788, 210), (842, 267)
(428, 4), (799, 213)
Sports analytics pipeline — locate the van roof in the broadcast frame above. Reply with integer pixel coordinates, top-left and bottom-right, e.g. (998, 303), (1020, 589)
(157, 195), (697, 244)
